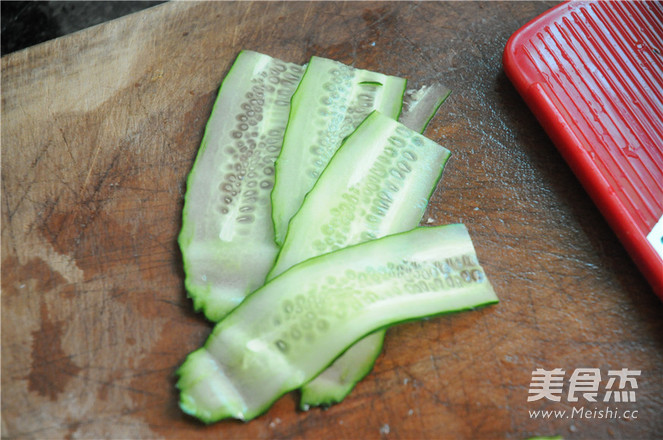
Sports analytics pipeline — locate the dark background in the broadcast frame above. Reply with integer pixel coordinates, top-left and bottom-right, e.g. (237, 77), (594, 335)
(1, 1), (165, 56)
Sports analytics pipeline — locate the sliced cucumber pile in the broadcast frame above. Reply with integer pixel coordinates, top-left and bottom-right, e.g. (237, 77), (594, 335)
(177, 50), (498, 424)
(290, 100), (452, 409)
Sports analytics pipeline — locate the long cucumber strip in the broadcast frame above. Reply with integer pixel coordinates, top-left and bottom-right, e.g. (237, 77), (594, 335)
(296, 88), (452, 408)
(177, 224), (498, 423)
(271, 56), (407, 245)
(178, 51), (304, 322)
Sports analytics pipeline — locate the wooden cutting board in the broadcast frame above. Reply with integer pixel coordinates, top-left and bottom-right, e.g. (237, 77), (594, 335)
(2, 2), (662, 439)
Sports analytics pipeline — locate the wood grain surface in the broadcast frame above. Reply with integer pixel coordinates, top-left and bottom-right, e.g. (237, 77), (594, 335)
(2, 2), (662, 439)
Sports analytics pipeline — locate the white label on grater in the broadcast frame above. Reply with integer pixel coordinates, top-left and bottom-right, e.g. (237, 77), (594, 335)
(647, 214), (663, 259)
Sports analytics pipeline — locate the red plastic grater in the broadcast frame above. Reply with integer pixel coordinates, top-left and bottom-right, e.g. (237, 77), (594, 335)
(503, 0), (663, 300)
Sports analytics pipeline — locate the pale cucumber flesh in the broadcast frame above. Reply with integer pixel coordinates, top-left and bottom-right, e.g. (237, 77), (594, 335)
(176, 224), (498, 423)
(399, 82), (451, 133)
(178, 50), (304, 322)
(271, 56), (407, 245)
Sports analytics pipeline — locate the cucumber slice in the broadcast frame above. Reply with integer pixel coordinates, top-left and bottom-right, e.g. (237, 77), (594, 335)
(178, 51), (304, 322)
(271, 56), (408, 245)
(177, 224), (498, 423)
(297, 89), (452, 408)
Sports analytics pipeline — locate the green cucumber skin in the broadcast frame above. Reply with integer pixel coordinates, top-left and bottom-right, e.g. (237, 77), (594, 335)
(178, 51), (304, 322)
(176, 224), (498, 423)
(271, 56), (408, 246)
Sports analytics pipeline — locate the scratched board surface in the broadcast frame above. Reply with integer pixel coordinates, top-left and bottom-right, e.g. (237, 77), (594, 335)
(2, 2), (662, 439)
